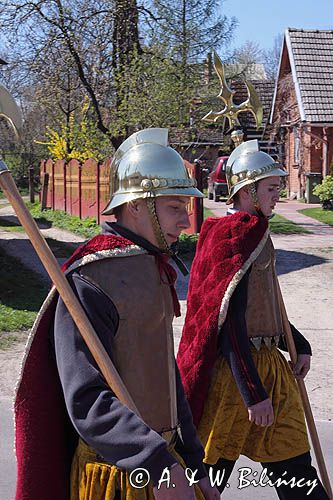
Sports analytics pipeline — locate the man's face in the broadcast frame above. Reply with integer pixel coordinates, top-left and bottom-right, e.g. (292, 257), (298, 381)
(256, 177), (281, 217)
(131, 195), (191, 247)
(155, 196), (191, 246)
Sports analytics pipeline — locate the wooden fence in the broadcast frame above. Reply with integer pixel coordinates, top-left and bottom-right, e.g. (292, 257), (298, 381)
(40, 158), (203, 233)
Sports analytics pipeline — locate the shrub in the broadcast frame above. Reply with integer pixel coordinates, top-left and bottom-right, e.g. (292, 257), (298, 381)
(177, 233), (198, 256)
(313, 176), (333, 209)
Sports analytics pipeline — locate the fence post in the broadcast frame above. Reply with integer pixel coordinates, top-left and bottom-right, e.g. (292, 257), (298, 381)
(29, 166), (35, 204)
(64, 161), (67, 213)
(96, 161), (100, 225)
(194, 161), (203, 233)
(78, 163), (82, 219)
(51, 161), (55, 210)
(41, 173), (49, 210)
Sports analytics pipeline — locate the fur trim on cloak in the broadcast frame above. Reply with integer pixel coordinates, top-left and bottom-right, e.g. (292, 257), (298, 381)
(14, 234), (146, 500)
(177, 212), (268, 427)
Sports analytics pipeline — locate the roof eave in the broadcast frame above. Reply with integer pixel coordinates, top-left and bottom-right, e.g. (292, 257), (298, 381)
(285, 29), (306, 121)
(303, 122), (333, 127)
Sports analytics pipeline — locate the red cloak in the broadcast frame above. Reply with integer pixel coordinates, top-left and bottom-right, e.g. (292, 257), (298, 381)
(14, 234), (143, 500)
(177, 212), (268, 427)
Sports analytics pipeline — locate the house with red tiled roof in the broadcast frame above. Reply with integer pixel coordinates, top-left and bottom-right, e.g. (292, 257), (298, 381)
(269, 28), (333, 201)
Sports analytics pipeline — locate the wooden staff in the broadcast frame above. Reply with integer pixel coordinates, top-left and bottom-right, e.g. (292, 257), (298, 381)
(277, 281), (332, 499)
(0, 161), (139, 416)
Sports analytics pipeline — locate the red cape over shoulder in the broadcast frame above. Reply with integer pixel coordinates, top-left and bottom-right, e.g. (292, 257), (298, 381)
(14, 234), (135, 500)
(177, 212), (268, 427)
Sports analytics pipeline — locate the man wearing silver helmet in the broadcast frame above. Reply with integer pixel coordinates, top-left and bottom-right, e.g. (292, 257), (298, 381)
(14, 128), (220, 500)
(178, 140), (329, 499)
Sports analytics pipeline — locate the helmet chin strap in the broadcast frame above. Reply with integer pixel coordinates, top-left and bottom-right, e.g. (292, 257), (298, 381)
(145, 197), (190, 275)
(248, 183), (265, 218)
(145, 198), (171, 254)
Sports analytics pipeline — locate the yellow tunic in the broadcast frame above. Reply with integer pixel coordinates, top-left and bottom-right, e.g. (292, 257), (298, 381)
(71, 439), (206, 500)
(198, 345), (310, 464)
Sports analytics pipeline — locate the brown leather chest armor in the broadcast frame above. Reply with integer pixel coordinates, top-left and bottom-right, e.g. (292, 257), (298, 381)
(246, 236), (284, 338)
(80, 253), (177, 433)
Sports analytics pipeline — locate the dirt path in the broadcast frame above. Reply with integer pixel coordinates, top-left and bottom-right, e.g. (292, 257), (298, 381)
(0, 337), (26, 398)
(276, 246), (333, 420)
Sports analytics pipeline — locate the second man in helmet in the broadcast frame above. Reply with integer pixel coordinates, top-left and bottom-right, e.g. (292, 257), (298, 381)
(178, 140), (329, 499)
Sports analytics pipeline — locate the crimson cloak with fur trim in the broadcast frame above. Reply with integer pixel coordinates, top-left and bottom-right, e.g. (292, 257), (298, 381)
(177, 212), (269, 427)
(14, 234), (147, 500)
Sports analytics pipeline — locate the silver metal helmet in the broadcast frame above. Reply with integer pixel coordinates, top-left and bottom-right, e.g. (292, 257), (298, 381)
(226, 140), (287, 204)
(102, 128), (203, 215)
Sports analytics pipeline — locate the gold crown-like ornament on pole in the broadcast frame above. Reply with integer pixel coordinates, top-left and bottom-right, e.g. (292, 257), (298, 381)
(202, 51), (263, 147)
(201, 52), (287, 204)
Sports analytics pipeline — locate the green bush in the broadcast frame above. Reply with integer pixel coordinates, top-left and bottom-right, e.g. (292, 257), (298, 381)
(177, 233), (198, 256)
(313, 175), (333, 209)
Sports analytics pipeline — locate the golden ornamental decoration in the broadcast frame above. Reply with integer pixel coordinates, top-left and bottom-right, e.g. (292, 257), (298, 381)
(202, 52), (263, 130)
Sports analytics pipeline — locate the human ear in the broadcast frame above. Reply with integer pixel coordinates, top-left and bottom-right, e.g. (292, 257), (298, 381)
(239, 186), (250, 201)
(127, 199), (146, 218)
(126, 200), (141, 217)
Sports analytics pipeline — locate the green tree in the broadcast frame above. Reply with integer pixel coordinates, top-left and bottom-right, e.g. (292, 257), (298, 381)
(0, 0), (239, 167)
(0, 0), (140, 148)
(35, 99), (111, 161)
(145, 0), (237, 122)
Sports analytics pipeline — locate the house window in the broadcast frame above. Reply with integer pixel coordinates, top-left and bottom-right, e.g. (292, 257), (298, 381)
(294, 127), (300, 164)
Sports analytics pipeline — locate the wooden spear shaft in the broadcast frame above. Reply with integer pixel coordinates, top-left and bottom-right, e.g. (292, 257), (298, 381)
(277, 281), (332, 499)
(0, 163), (139, 416)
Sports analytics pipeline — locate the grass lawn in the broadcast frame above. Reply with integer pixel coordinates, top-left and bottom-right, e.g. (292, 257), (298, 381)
(269, 213), (310, 234)
(298, 208), (333, 227)
(0, 247), (49, 345)
(26, 202), (101, 238)
(204, 207), (215, 219)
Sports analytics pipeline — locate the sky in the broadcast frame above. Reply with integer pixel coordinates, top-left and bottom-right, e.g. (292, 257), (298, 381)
(223, 0), (333, 50)
(1, 0), (332, 59)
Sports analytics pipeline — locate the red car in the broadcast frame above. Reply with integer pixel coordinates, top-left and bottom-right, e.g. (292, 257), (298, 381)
(207, 156), (229, 201)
